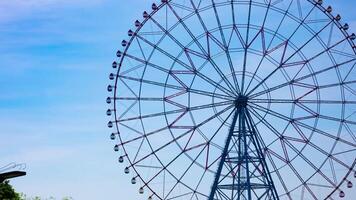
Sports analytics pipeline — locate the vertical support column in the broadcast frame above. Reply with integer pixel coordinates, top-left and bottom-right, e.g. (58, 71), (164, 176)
(244, 109), (280, 199)
(240, 107), (252, 200)
(209, 108), (239, 200)
(208, 97), (279, 200)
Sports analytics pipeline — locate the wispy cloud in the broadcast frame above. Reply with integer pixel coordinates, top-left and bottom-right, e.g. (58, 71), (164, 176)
(0, 0), (104, 23)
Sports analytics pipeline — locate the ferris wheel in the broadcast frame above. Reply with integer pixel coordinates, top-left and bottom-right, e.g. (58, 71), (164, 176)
(107, 0), (356, 199)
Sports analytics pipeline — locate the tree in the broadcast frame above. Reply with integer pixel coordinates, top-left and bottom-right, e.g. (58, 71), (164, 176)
(0, 180), (21, 200)
(0, 182), (73, 200)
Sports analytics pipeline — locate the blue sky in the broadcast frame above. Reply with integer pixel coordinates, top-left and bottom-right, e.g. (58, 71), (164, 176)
(0, 0), (355, 199)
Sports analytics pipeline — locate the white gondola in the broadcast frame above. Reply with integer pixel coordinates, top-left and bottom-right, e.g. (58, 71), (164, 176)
(118, 156), (124, 163)
(116, 51), (122, 58)
(143, 11), (149, 19)
(106, 97), (112, 104)
(152, 3), (157, 11)
(350, 33), (356, 40)
(107, 85), (113, 92)
(124, 167), (130, 174)
(109, 73), (115, 80)
(114, 144), (119, 152)
(326, 6), (332, 13)
(135, 20), (141, 27)
(110, 133), (115, 140)
(121, 40), (128, 47)
(347, 181), (353, 188)
(139, 187), (144, 194)
(112, 61), (118, 68)
(343, 23), (349, 30)
(107, 121), (113, 128)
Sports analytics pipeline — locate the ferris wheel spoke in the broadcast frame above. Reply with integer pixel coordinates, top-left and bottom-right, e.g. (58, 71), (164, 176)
(123, 52), (170, 74)
(164, 3), (238, 95)
(131, 104), (235, 168)
(211, 0), (241, 93)
(249, 58), (356, 99)
(116, 97), (164, 101)
(284, 141), (338, 189)
(287, 164), (318, 200)
(182, 108), (238, 166)
(134, 33), (236, 97)
(147, 16), (238, 98)
(189, 170), (207, 200)
(264, 151), (290, 191)
(119, 74), (181, 90)
(284, 140), (344, 192)
(206, 109), (236, 145)
(117, 100), (138, 120)
(247, 106), (338, 198)
(280, 19), (334, 66)
(201, 108), (239, 171)
(265, 0), (293, 51)
(248, 102), (356, 149)
(117, 100), (233, 123)
(247, 106), (295, 162)
(189, 87), (234, 100)
(247, 105), (288, 139)
(136, 105), (236, 191)
(118, 125), (169, 147)
(239, 109), (281, 198)
(244, 0), (273, 95)
(343, 123), (356, 143)
(118, 74), (232, 100)
(119, 63), (145, 76)
(306, 140), (355, 174)
(343, 62), (356, 82)
(240, 0), (253, 94)
(244, 29), (269, 94)
(318, 115), (356, 126)
(132, 136), (146, 163)
(249, 99), (356, 105)
(244, 0), (294, 94)
(164, 144), (209, 199)
(245, 107), (300, 199)
(170, 2), (195, 13)
(135, 36), (148, 61)
(246, 7), (336, 97)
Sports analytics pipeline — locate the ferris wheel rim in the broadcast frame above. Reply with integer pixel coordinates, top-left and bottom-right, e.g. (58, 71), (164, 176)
(109, 0), (356, 199)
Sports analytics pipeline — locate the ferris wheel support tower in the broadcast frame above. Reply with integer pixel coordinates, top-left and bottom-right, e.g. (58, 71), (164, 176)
(209, 96), (279, 200)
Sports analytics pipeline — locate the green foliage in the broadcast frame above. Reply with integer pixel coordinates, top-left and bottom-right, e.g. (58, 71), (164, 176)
(19, 194), (73, 200)
(0, 180), (21, 200)
(0, 181), (73, 200)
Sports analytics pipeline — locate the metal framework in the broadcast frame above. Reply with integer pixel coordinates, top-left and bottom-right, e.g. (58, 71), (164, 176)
(0, 163), (26, 183)
(0, 171), (26, 183)
(107, 0), (356, 199)
(209, 96), (279, 200)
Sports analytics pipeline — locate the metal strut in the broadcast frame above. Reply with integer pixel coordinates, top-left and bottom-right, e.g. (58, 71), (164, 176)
(208, 98), (279, 200)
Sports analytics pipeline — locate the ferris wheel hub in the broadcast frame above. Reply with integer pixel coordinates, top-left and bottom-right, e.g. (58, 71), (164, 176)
(235, 95), (249, 108)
